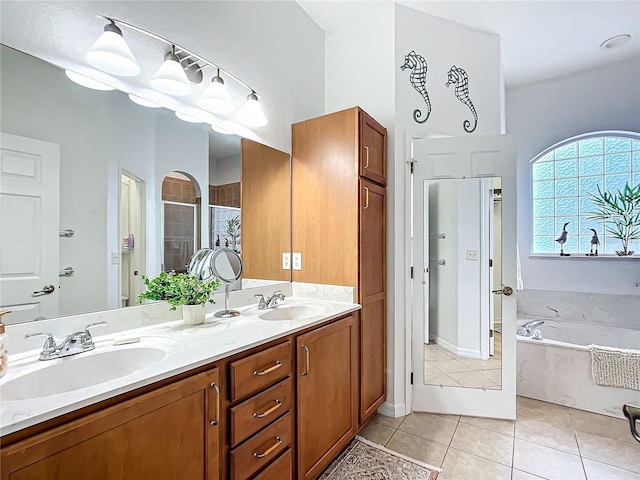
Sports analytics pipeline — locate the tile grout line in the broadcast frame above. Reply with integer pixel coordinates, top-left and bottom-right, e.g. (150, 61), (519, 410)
(573, 431), (588, 480)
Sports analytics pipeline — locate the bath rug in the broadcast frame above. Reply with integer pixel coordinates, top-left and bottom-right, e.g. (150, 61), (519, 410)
(319, 436), (440, 480)
(589, 345), (640, 391)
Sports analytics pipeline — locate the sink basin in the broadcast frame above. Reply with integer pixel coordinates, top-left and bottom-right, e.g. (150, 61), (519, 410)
(1, 346), (168, 401)
(258, 302), (331, 321)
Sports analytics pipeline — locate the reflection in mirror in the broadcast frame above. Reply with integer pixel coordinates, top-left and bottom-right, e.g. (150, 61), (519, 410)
(0, 45), (291, 324)
(211, 248), (243, 318)
(423, 177), (503, 389)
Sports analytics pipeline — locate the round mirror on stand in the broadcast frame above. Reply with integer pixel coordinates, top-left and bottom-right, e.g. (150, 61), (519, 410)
(210, 247), (243, 318)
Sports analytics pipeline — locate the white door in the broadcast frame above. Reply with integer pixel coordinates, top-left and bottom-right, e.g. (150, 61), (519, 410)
(0, 132), (60, 323)
(411, 134), (517, 419)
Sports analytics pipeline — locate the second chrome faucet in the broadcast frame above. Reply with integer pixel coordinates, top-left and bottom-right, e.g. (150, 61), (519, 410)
(25, 322), (107, 361)
(255, 291), (286, 310)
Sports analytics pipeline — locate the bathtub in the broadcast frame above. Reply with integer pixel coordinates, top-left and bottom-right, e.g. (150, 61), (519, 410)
(516, 316), (640, 419)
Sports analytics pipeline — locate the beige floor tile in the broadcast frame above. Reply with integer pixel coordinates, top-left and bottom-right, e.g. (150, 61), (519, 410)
(570, 408), (638, 445)
(448, 370), (500, 389)
(424, 369), (462, 387)
(440, 447), (511, 480)
(582, 458), (640, 480)
(386, 430), (448, 468)
(459, 415), (515, 436)
(425, 344), (457, 361)
(358, 421), (395, 446)
(398, 412), (459, 446)
(436, 413), (461, 422)
(428, 359), (474, 373)
(576, 431), (640, 473)
(450, 422), (514, 466)
(511, 469), (546, 479)
(516, 396), (572, 427)
(478, 368), (502, 384)
(370, 412), (404, 429)
(515, 416), (579, 455)
(457, 357), (502, 371)
(513, 439), (585, 480)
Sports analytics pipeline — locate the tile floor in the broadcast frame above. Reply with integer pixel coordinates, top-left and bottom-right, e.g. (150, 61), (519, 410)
(424, 333), (502, 389)
(359, 396), (640, 479)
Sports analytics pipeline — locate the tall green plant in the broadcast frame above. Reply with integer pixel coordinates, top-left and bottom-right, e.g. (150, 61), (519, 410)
(587, 182), (640, 255)
(138, 271), (220, 310)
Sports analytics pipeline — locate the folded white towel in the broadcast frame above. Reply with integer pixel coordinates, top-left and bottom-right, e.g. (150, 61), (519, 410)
(589, 344), (640, 391)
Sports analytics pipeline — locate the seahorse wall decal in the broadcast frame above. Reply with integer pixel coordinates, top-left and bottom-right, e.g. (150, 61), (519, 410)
(400, 50), (431, 124)
(445, 65), (478, 133)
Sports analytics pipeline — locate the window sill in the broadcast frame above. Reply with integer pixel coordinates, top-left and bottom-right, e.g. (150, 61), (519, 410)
(529, 254), (639, 260)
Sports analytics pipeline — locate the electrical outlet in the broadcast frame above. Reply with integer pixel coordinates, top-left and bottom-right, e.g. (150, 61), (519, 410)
(282, 252), (291, 269)
(293, 252), (302, 270)
(466, 249), (479, 261)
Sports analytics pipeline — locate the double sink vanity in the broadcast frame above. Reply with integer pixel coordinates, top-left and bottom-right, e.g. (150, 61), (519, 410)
(0, 292), (363, 479)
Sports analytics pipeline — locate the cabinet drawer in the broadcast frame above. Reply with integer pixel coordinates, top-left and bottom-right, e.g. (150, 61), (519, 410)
(230, 412), (292, 480)
(230, 378), (292, 447)
(252, 448), (292, 480)
(229, 341), (291, 402)
(359, 111), (387, 185)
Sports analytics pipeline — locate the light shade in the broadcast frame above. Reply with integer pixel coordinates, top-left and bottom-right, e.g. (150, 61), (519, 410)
(175, 112), (203, 123)
(85, 22), (141, 77)
(151, 50), (193, 96)
(128, 94), (161, 108)
(236, 92), (267, 127)
(199, 73), (234, 113)
(65, 70), (115, 91)
(211, 124), (234, 135)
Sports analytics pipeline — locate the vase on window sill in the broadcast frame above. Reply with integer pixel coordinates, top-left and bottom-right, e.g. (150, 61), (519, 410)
(616, 249), (635, 257)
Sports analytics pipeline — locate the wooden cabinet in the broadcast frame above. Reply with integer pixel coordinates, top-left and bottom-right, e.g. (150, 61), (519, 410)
(296, 314), (358, 480)
(292, 106), (387, 426)
(0, 368), (221, 480)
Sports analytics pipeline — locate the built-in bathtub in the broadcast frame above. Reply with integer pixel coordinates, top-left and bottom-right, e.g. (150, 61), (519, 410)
(516, 316), (640, 419)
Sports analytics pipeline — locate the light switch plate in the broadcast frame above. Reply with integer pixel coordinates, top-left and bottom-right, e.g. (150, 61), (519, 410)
(466, 249), (479, 261)
(282, 252), (291, 269)
(292, 252), (302, 270)
(111, 251), (119, 265)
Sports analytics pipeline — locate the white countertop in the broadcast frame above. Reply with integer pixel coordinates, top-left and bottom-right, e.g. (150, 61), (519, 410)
(0, 297), (360, 437)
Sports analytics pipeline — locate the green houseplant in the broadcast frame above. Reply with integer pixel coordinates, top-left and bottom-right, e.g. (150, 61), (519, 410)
(138, 271), (220, 324)
(588, 182), (640, 256)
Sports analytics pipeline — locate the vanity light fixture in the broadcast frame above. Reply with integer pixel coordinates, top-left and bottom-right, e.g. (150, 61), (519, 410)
(128, 94), (162, 108)
(151, 46), (194, 96)
(211, 124), (234, 135)
(85, 21), (141, 77)
(87, 16), (268, 126)
(175, 111), (203, 123)
(199, 69), (234, 113)
(236, 91), (268, 128)
(64, 70), (115, 91)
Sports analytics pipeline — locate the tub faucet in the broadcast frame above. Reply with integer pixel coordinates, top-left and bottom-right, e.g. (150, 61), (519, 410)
(517, 320), (544, 337)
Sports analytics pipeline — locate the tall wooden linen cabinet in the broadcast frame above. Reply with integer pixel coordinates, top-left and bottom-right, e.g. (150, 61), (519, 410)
(292, 106), (387, 451)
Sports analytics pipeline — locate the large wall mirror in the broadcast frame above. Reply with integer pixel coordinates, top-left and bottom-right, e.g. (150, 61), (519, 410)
(0, 44), (291, 324)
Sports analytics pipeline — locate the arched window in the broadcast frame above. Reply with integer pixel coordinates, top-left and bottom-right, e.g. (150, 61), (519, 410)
(531, 131), (640, 255)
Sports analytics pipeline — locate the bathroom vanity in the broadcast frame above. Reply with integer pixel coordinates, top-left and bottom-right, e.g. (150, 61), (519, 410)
(0, 299), (363, 480)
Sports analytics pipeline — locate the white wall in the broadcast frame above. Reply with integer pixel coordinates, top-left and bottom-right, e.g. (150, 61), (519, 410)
(210, 154), (241, 186)
(507, 57), (640, 296)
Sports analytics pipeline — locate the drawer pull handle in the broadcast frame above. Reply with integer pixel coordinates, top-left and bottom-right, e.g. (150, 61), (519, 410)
(364, 145), (370, 169)
(364, 186), (369, 210)
(301, 345), (310, 376)
(209, 382), (220, 426)
(253, 399), (282, 418)
(253, 360), (282, 376)
(253, 436), (282, 459)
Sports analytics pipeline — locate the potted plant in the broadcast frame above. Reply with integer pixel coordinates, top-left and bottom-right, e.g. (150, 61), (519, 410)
(226, 215), (241, 252)
(588, 182), (640, 256)
(138, 271), (220, 324)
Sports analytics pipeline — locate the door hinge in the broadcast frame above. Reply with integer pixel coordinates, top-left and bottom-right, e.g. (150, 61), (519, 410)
(410, 372), (414, 385)
(489, 259), (493, 267)
(490, 329), (494, 338)
(410, 267), (414, 279)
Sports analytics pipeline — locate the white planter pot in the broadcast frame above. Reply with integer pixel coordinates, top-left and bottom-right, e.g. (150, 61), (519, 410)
(182, 304), (206, 325)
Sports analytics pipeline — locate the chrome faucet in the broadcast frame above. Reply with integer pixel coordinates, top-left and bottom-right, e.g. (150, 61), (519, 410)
(255, 291), (286, 310)
(25, 322), (107, 361)
(517, 320), (544, 338)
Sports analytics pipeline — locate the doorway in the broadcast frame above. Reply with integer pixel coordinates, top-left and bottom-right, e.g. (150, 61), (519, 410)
(120, 172), (146, 308)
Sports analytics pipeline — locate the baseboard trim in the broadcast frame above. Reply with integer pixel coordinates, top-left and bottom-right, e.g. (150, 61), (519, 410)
(378, 401), (406, 418)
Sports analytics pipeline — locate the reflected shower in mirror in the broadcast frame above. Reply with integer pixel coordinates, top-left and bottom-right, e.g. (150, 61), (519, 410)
(0, 45), (291, 324)
(423, 177), (503, 389)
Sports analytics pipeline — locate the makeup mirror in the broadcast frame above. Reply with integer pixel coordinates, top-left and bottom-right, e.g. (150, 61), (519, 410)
(211, 248), (243, 318)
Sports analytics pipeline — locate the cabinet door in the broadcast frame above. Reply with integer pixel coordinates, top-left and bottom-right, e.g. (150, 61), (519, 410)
(297, 315), (357, 480)
(359, 179), (387, 423)
(1, 369), (221, 480)
(359, 111), (387, 185)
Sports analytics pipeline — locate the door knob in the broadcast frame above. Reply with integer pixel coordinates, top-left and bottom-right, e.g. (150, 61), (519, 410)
(33, 285), (55, 296)
(492, 286), (513, 296)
